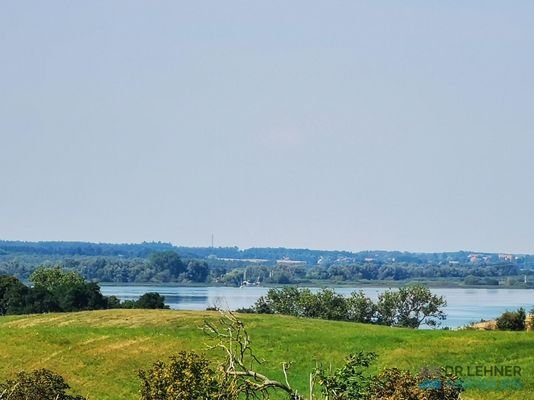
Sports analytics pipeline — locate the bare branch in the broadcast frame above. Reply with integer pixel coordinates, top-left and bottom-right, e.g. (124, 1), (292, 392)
(203, 310), (303, 399)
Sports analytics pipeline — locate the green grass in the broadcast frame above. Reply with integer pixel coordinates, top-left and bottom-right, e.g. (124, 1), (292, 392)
(1, 310), (533, 399)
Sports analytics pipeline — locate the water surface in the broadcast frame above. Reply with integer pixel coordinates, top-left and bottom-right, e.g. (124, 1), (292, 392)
(100, 285), (534, 328)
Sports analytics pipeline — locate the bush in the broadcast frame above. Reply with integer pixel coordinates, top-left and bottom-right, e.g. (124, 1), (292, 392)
(0, 369), (86, 400)
(135, 292), (169, 309)
(496, 308), (526, 331)
(254, 285), (447, 328)
(139, 351), (235, 400)
(370, 367), (463, 400)
(315, 352), (377, 400)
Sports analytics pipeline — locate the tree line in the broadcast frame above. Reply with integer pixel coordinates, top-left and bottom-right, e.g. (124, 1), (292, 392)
(1, 250), (530, 286)
(243, 285), (447, 328)
(0, 267), (168, 316)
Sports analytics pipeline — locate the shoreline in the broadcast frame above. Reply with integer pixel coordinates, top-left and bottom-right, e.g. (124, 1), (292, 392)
(98, 280), (534, 290)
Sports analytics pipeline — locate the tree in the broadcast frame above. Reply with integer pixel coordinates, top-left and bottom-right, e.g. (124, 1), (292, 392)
(302, 289), (348, 320)
(30, 266), (85, 292)
(376, 285), (447, 328)
(106, 295), (122, 309)
(254, 287), (305, 316)
(375, 291), (398, 327)
(185, 261), (209, 282)
(149, 251), (185, 279)
(347, 291), (376, 323)
(135, 292), (169, 309)
(56, 282), (107, 312)
(19, 286), (60, 314)
(30, 267), (109, 313)
(0, 276), (28, 315)
(0, 369), (86, 400)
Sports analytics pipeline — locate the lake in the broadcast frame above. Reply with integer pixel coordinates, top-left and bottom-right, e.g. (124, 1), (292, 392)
(100, 285), (534, 329)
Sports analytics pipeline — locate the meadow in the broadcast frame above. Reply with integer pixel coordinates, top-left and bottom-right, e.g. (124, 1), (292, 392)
(0, 309), (533, 399)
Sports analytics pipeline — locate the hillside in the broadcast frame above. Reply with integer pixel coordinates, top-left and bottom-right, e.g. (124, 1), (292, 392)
(1, 310), (532, 399)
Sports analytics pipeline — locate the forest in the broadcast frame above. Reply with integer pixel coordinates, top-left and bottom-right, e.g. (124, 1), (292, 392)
(0, 241), (532, 287)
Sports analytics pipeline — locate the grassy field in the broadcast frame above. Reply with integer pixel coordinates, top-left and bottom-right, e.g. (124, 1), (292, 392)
(1, 310), (533, 400)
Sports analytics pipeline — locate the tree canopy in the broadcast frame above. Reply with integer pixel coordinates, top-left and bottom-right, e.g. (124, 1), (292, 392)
(251, 285), (447, 328)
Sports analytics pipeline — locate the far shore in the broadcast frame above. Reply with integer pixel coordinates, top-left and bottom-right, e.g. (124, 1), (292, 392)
(97, 280), (534, 289)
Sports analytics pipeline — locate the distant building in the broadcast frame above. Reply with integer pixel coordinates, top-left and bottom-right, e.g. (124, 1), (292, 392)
(498, 254), (514, 262)
(276, 258), (306, 266)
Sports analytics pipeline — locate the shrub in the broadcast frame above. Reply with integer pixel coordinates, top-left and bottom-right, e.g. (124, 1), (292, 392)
(135, 292), (169, 309)
(314, 352), (377, 400)
(0, 369), (86, 400)
(370, 367), (463, 400)
(139, 351), (235, 400)
(496, 308), (526, 331)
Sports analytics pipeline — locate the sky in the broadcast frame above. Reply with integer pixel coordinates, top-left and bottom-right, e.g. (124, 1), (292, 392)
(1, 1), (533, 253)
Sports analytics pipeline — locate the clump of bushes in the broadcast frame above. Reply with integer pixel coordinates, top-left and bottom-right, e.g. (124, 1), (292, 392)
(0, 267), (169, 316)
(139, 352), (231, 400)
(0, 369), (86, 400)
(496, 307), (526, 331)
(120, 292), (169, 309)
(249, 285), (447, 328)
(370, 367), (463, 400)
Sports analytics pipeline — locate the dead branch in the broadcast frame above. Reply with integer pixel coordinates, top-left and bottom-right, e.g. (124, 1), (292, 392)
(203, 310), (303, 400)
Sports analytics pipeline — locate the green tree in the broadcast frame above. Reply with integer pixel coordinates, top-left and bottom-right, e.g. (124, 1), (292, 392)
(303, 289), (348, 320)
(185, 261), (209, 282)
(30, 266), (85, 292)
(255, 287), (305, 316)
(57, 282), (107, 312)
(0, 276), (27, 315)
(19, 286), (60, 314)
(395, 285), (447, 328)
(375, 291), (398, 326)
(376, 285), (447, 328)
(135, 292), (169, 309)
(149, 251), (185, 278)
(347, 291), (376, 323)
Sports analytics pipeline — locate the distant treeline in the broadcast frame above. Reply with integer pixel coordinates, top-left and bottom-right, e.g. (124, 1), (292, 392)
(0, 256), (530, 288)
(1, 241), (533, 286)
(0, 240), (175, 257)
(3, 240), (534, 266)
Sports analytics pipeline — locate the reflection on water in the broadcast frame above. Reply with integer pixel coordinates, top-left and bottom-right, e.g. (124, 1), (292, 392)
(100, 286), (534, 329)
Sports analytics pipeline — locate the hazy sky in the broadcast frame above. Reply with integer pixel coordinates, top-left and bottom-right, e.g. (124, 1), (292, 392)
(1, 2), (533, 253)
